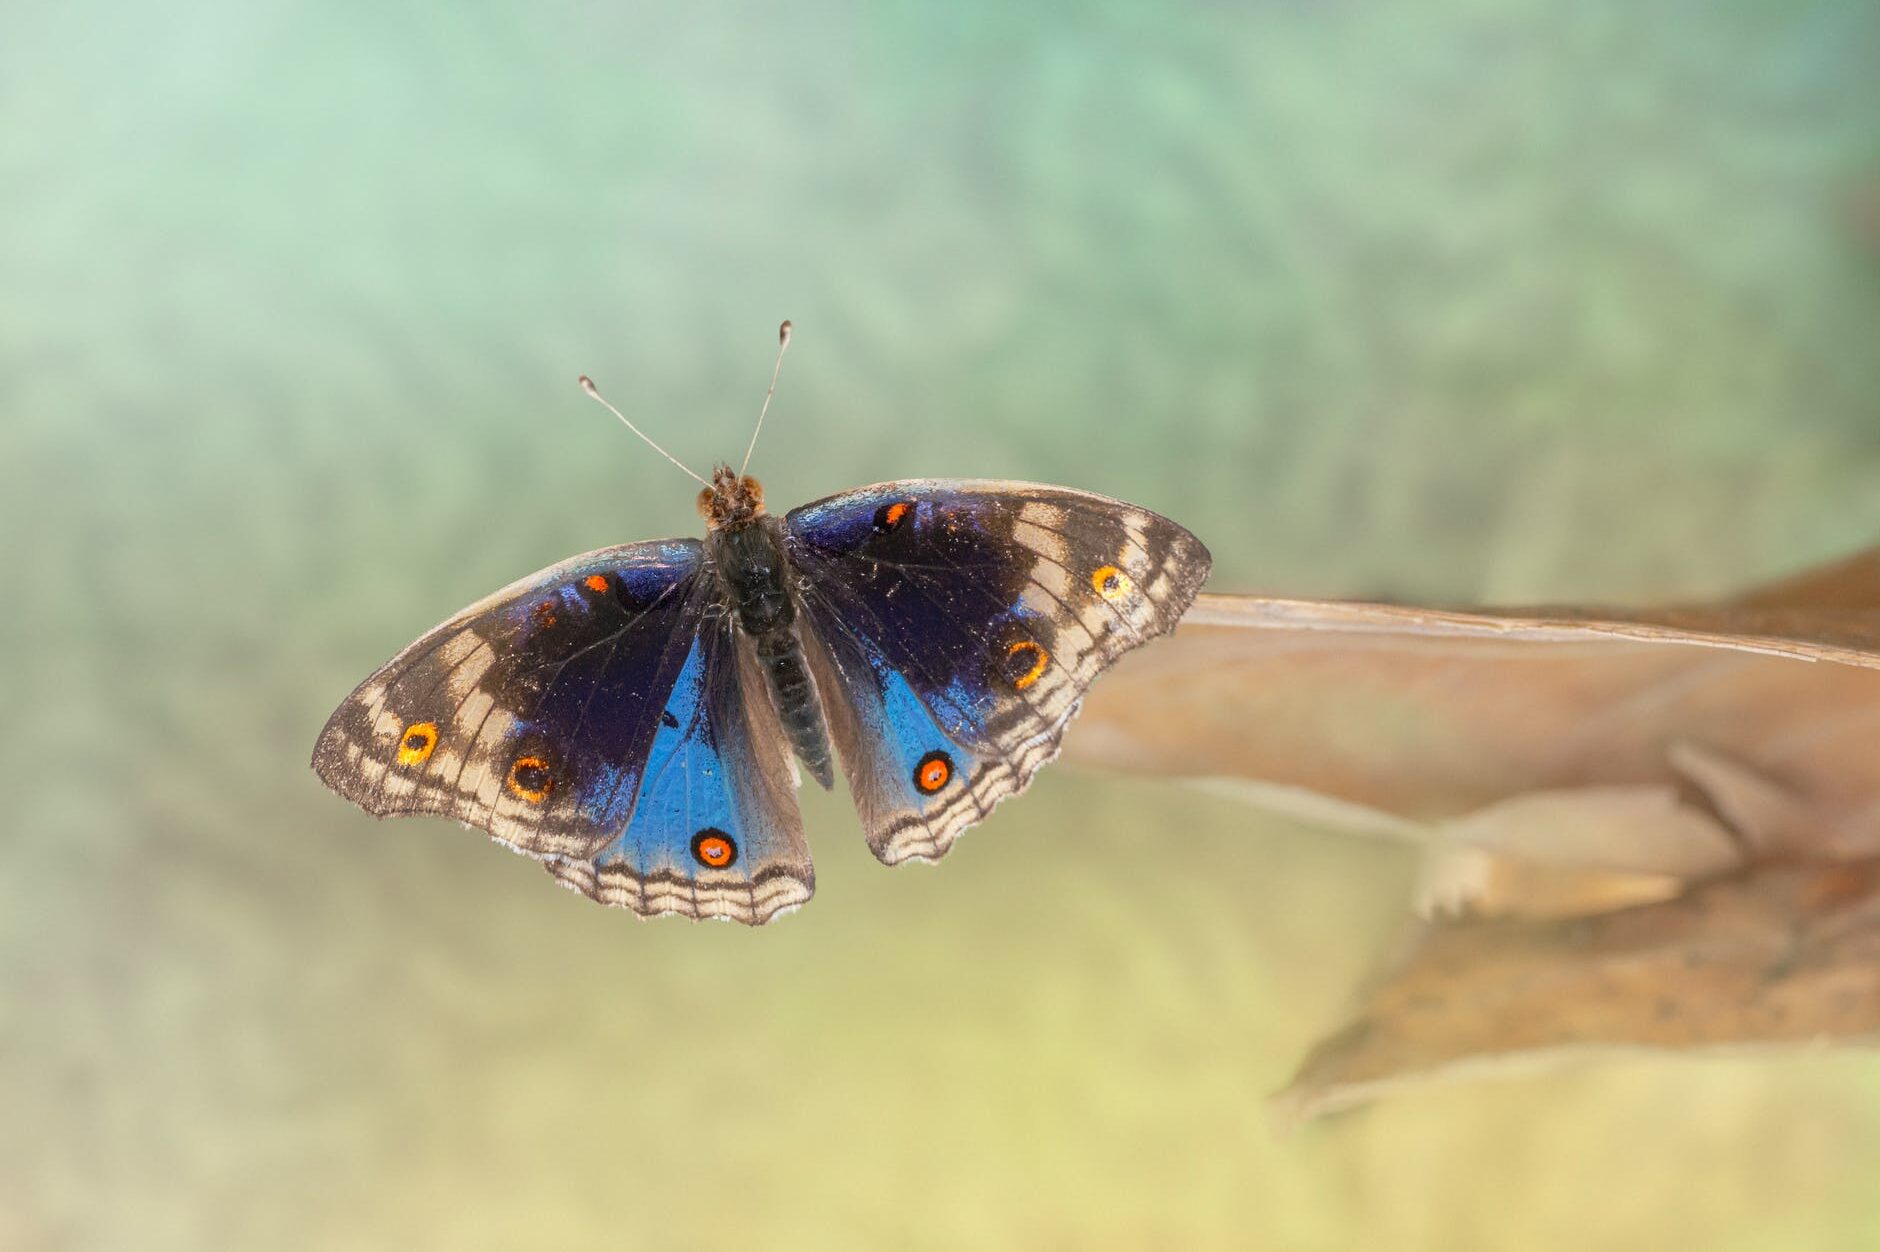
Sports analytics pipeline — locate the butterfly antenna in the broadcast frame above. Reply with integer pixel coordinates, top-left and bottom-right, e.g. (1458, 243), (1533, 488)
(578, 375), (710, 487)
(738, 319), (793, 478)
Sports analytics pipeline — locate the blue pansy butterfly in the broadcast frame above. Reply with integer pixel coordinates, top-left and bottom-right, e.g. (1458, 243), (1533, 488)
(313, 324), (1211, 923)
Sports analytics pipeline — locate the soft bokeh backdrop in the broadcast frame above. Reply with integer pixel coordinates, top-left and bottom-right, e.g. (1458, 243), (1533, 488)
(6, 2), (1880, 1249)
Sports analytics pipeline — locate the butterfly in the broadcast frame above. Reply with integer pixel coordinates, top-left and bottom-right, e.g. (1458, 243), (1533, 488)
(312, 323), (1211, 924)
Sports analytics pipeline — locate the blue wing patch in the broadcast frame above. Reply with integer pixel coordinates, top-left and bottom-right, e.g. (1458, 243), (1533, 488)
(545, 618), (814, 923)
(836, 643), (990, 864)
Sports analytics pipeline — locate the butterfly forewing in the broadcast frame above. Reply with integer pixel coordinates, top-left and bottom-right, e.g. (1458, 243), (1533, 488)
(312, 540), (706, 858)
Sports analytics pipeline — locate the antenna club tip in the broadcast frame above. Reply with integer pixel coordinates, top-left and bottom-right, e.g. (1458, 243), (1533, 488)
(778, 320), (792, 343)
(578, 374), (597, 394)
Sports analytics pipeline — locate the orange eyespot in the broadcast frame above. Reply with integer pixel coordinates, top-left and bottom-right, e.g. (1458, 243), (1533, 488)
(397, 721), (438, 765)
(1004, 639), (1049, 690)
(914, 750), (953, 795)
(874, 500), (914, 531)
(506, 755), (554, 803)
(691, 828), (738, 869)
(1092, 564), (1133, 602)
(584, 574), (610, 593)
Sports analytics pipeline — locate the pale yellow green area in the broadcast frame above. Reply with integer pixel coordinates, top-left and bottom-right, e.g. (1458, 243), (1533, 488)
(4, 2), (1880, 1249)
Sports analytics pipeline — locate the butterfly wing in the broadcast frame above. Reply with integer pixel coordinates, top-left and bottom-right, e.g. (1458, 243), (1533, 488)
(542, 610), (815, 923)
(783, 479), (1211, 864)
(312, 540), (813, 923)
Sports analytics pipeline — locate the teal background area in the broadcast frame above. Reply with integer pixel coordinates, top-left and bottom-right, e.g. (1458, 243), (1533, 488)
(5, 2), (1880, 1249)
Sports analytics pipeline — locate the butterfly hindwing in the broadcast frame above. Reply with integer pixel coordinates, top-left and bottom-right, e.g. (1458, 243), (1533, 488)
(784, 479), (1211, 864)
(544, 613), (814, 923)
(312, 539), (813, 921)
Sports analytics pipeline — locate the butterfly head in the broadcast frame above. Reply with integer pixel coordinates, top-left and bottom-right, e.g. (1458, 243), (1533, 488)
(698, 464), (766, 530)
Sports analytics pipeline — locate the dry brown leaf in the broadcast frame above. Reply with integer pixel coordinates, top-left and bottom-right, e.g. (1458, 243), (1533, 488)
(1066, 545), (1880, 1117)
(1069, 544), (1880, 902)
(1274, 858), (1880, 1123)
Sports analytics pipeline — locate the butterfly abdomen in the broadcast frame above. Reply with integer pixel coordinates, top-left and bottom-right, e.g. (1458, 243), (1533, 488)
(710, 515), (836, 790)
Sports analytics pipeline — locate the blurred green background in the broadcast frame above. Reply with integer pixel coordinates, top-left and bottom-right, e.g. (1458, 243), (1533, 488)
(6, 1), (1880, 1248)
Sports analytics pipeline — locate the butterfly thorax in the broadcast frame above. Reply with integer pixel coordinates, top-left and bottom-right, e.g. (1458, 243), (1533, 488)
(704, 474), (837, 791)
